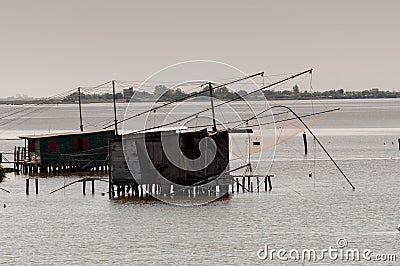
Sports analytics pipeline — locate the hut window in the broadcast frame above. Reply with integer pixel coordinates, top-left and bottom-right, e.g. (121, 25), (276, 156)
(74, 137), (88, 151)
(48, 140), (57, 152)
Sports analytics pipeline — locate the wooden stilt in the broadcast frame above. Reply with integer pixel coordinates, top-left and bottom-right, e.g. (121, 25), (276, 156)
(35, 179), (39, 194)
(303, 132), (308, 155)
(83, 181), (86, 195)
(267, 175), (272, 191)
(264, 176), (268, 191)
(26, 179), (29, 195)
(14, 146), (17, 169)
(256, 177), (259, 192)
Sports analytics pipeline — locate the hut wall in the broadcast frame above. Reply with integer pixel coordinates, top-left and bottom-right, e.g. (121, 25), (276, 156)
(37, 131), (115, 165)
(111, 130), (230, 186)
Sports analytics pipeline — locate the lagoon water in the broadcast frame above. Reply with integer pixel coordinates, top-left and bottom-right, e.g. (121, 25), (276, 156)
(0, 99), (399, 265)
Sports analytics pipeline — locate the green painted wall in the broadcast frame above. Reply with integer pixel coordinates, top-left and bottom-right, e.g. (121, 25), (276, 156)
(36, 130), (115, 165)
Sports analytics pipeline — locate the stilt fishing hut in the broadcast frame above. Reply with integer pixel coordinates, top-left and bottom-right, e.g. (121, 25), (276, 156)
(109, 128), (233, 198)
(18, 129), (115, 173)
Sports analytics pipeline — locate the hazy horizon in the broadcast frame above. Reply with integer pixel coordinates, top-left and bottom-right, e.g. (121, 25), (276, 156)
(1, 0), (399, 97)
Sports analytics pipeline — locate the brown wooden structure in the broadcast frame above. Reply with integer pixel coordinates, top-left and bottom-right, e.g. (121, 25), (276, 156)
(107, 129), (273, 199)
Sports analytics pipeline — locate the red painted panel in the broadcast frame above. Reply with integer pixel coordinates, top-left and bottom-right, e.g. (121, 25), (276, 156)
(48, 140), (57, 152)
(28, 139), (35, 152)
(73, 138), (78, 150)
(82, 138), (88, 150)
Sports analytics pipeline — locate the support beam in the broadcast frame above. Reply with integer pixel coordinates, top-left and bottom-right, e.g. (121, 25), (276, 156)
(112, 80), (118, 136)
(78, 87), (84, 132)
(208, 82), (217, 131)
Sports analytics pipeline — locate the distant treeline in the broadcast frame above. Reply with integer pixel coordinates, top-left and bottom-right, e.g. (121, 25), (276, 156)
(62, 85), (251, 103)
(2, 86), (400, 105)
(62, 92), (124, 103)
(264, 86), (400, 100)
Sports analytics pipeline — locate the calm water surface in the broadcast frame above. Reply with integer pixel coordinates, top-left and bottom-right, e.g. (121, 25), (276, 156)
(0, 99), (399, 265)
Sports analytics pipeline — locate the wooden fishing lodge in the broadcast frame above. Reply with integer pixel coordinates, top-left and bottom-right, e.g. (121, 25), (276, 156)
(17, 129), (115, 173)
(108, 129), (236, 198)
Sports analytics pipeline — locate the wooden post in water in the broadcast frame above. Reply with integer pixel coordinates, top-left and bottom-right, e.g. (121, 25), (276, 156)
(26, 179), (29, 195)
(256, 177), (260, 192)
(241, 177), (245, 192)
(236, 177), (239, 192)
(303, 132), (308, 155)
(83, 181), (86, 195)
(35, 179), (38, 194)
(264, 176), (268, 191)
(16, 147), (20, 170)
(121, 185), (125, 197)
(398, 137), (400, 151)
(267, 175), (272, 191)
(14, 146), (16, 169)
(250, 181), (253, 192)
(91, 180), (95, 195)
(133, 184), (139, 197)
(247, 176), (251, 192)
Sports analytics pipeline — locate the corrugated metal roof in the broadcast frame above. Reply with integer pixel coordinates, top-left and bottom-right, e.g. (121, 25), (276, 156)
(18, 129), (114, 139)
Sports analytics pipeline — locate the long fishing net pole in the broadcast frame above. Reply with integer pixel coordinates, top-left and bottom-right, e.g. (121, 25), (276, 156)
(103, 71), (265, 129)
(125, 69), (313, 134)
(271, 105), (355, 190)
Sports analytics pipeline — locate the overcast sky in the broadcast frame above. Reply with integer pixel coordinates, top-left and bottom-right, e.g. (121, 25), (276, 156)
(1, 0), (399, 97)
